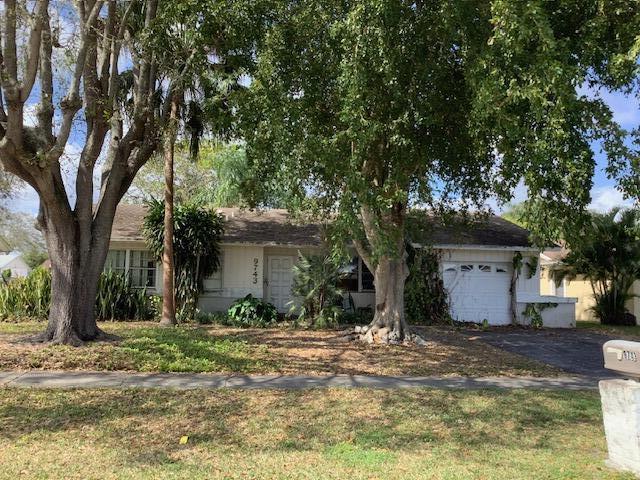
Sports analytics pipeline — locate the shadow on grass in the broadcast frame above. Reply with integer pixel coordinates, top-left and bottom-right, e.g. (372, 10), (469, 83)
(0, 387), (605, 470)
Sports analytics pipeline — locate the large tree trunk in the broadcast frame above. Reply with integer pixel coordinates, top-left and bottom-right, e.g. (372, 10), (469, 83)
(160, 94), (179, 326)
(37, 209), (112, 345)
(353, 202), (423, 345)
(368, 253), (410, 342)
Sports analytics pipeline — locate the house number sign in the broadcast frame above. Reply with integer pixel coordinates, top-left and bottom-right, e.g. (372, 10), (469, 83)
(252, 258), (259, 284)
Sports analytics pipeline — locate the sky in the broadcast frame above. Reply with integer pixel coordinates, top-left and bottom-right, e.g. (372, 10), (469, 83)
(3, 86), (640, 217)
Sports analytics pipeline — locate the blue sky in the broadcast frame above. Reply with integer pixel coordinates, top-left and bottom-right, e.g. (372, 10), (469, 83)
(4, 87), (640, 216)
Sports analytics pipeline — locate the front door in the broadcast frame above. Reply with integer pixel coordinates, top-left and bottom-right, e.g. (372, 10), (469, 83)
(267, 256), (294, 313)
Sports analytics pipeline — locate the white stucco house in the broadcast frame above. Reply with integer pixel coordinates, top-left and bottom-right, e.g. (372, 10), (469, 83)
(106, 204), (575, 327)
(0, 251), (31, 279)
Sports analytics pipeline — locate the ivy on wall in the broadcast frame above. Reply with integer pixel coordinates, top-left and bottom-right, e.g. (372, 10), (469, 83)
(404, 246), (450, 325)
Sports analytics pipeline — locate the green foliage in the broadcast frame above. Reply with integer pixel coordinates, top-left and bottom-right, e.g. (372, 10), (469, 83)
(96, 271), (157, 321)
(0, 269), (155, 321)
(143, 200), (224, 322)
(522, 303), (558, 329)
(227, 294), (278, 328)
(242, 0), (640, 263)
(289, 253), (344, 328)
(551, 208), (640, 325)
(404, 247), (450, 325)
(0, 207), (47, 268)
(525, 256), (539, 280)
(0, 267), (51, 320)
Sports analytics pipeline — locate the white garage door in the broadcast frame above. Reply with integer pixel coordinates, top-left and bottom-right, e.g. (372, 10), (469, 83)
(442, 262), (512, 325)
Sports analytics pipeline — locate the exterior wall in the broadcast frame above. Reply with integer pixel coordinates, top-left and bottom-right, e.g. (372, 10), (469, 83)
(2, 256), (31, 278)
(540, 266), (640, 323)
(199, 244), (264, 312)
(626, 281), (640, 322)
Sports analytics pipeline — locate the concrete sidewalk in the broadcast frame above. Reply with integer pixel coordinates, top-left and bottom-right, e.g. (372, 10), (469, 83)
(0, 371), (599, 390)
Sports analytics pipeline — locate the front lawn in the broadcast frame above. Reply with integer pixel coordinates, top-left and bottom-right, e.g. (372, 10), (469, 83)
(0, 388), (629, 479)
(0, 321), (561, 377)
(576, 321), (640, 339)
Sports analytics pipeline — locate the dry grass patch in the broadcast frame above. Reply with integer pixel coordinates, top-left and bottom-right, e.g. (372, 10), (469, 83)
(0, 321), (561, 376)
(0, 388), (632, 479)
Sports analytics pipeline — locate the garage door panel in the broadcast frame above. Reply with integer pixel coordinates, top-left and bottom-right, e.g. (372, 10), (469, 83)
(443, 262), (511, 325)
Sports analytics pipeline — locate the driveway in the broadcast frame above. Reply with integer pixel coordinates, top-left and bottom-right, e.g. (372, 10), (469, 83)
(467, 328), (623, 379)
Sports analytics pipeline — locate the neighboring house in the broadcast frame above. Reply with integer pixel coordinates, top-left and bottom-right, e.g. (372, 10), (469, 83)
(540, 250), (640, 323)
(0, 236), (11, 254)
(0, 252), (31, 279)
(107, 204), (575, 327)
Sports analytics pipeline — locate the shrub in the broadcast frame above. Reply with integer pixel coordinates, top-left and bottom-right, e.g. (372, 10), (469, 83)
(143, 200), (224, 322)
(227, 294), (278, 327)
(404, 247), (450, 325)
(289, 253), (344, 328)
(0, 268), (156, 321)
(0, 267), (51, 320)
(95, 270), (157, 321)
(195, 311), (229, 325)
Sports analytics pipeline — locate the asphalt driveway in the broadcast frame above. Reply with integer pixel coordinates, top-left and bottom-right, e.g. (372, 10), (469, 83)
(467, 328), (623, 379)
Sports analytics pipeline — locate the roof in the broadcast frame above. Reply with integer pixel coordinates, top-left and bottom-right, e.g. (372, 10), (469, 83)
(0, 236), (11, 254)
(406, 212), (532, 248)
(541, 248), (569, 263)
(111, 204), (325, 246)
(110, 204), (531, 249)
(0, 252), (22, 270)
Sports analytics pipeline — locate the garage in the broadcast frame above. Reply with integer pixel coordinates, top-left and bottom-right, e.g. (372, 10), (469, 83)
(442, 262), (512, 325)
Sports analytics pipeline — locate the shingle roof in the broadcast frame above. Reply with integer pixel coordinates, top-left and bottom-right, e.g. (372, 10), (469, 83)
(0, 236), (11, 253)
(111, 204), (325, 246)
(110, 204), (531, 248)
(0, 252), (21, 269)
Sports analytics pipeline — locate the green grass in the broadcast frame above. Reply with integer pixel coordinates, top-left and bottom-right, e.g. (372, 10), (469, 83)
(0, 388), (631, 479)
(576, 321), (640, 339)
(0, 322), (278, 373)
(0, 321), (562, 376)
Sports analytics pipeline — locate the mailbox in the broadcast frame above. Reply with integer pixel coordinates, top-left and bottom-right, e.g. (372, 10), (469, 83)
(603, 340), (640, 378)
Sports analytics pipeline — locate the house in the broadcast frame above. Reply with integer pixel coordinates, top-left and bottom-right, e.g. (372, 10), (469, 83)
(0, 236), (10, 254)
(107, 204), (575, 327)
(0, 251), (31, 279)
(540, 250), (640, 323)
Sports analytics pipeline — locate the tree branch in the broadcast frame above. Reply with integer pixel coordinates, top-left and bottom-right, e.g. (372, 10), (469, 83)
(20, 0), (50, 102)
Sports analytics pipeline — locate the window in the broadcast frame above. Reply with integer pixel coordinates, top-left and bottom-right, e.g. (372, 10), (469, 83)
(443, 263), (457, 273)
(104, 250), (126, 275)
(361, 260), (375, 291)
(338, 257), (359, 292)
(128, 250), (156, 288)
(460, 264), (474, 272)
(496, 266), (507, 273)
(478, 264), (492, 273)
(203, 253), (224, 292)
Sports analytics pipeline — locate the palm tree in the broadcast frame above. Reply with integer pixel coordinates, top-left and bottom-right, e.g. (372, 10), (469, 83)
(551, 208), (640, 325)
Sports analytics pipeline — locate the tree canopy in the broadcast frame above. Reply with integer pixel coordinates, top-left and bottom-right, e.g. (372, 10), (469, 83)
(551, 208), (640, 325)
(242, 0), (640, 340)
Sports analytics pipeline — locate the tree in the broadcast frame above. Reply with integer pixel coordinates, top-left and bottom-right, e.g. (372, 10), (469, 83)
(124, 144), (254, 207)
(148, 1), (271, 325)
(552, 208), (640, 325)
(0, 0), (182, 344)
(243, 1), (640, 342)
(0, 208), (47, 267)
(143, 200), (223, 321)
(290, 253), (344, 328)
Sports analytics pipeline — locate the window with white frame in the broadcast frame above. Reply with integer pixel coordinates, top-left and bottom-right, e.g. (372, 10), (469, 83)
(104, 250), (126, 275)
(338, 256), (375, 293)
(203, 253), (224, 292)
(128, 250), (157, 288)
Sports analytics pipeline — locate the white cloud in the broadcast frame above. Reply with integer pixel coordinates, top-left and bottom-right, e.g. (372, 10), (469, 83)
(588, 186), (634, 213)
